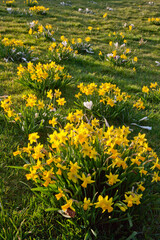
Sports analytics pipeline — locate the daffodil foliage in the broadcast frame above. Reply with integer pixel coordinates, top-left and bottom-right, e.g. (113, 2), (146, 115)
(13, 112), (160, 229)
(17, 61), (72, 95)
(0, 37), (33, 62)
(75, 82), (134, 124)
(1, 89), (66, 136)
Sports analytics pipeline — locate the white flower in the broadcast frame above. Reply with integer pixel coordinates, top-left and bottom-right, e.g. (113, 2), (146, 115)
(7, 8), (12, 13)
(115, 55), (120, 60)
(83, 101), (93, 110)
(120, 43), (125, 48)
(35, 113), (39, 118)
(30, 21), (36, 28)
(22, 57), (27, 62)
(107, 53), (113, 58)
(62, 41), (67, 47)
(107, 7), (113, 11)
(114, 42), (118, 48)
(155, 61), (160, 66)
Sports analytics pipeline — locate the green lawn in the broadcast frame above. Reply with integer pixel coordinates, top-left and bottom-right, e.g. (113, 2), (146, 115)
(0, 0), (160, 239)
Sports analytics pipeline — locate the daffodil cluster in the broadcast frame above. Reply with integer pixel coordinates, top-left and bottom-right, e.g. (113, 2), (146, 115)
(14, 113), (160, 227)
(25, 0), (38, 7)
(28, 20), (39, 31)
(105, 39), (138, 67)
(5, 0), (15, 7)
(71, 36), (93, 54)
(87, 26), (100, 32)
(108, 31), (126, 45)
(1, 89), (66, 136)
(1, 37), (23, 47)
(48, 36), (76, 62)
(75, 82), (131, 123)
(0, 37), (33, 62)
(17, 61), (72, 95)
(29, 5), (49, 15)
(148, 17), (160, 24)
(142, 82), (160, 103)
(29, 22), (55, 41)
(133, 98), (145, 110)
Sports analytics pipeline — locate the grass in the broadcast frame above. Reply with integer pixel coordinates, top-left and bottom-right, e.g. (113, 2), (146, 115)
(0, 0), (160, 239)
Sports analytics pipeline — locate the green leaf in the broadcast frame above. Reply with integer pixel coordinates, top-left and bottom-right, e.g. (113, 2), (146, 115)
(126, 231), (137, 240)
(67, 219), (76, 226)
(45, 208), (59, 212)
(91, 229), (97, 237)
(127, 213), (133, 228)
(84, 232), (91, 240)
(31, 187), (49, 192)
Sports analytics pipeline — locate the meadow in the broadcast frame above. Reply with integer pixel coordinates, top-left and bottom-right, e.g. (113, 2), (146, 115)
(0, 0), (160, 239)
